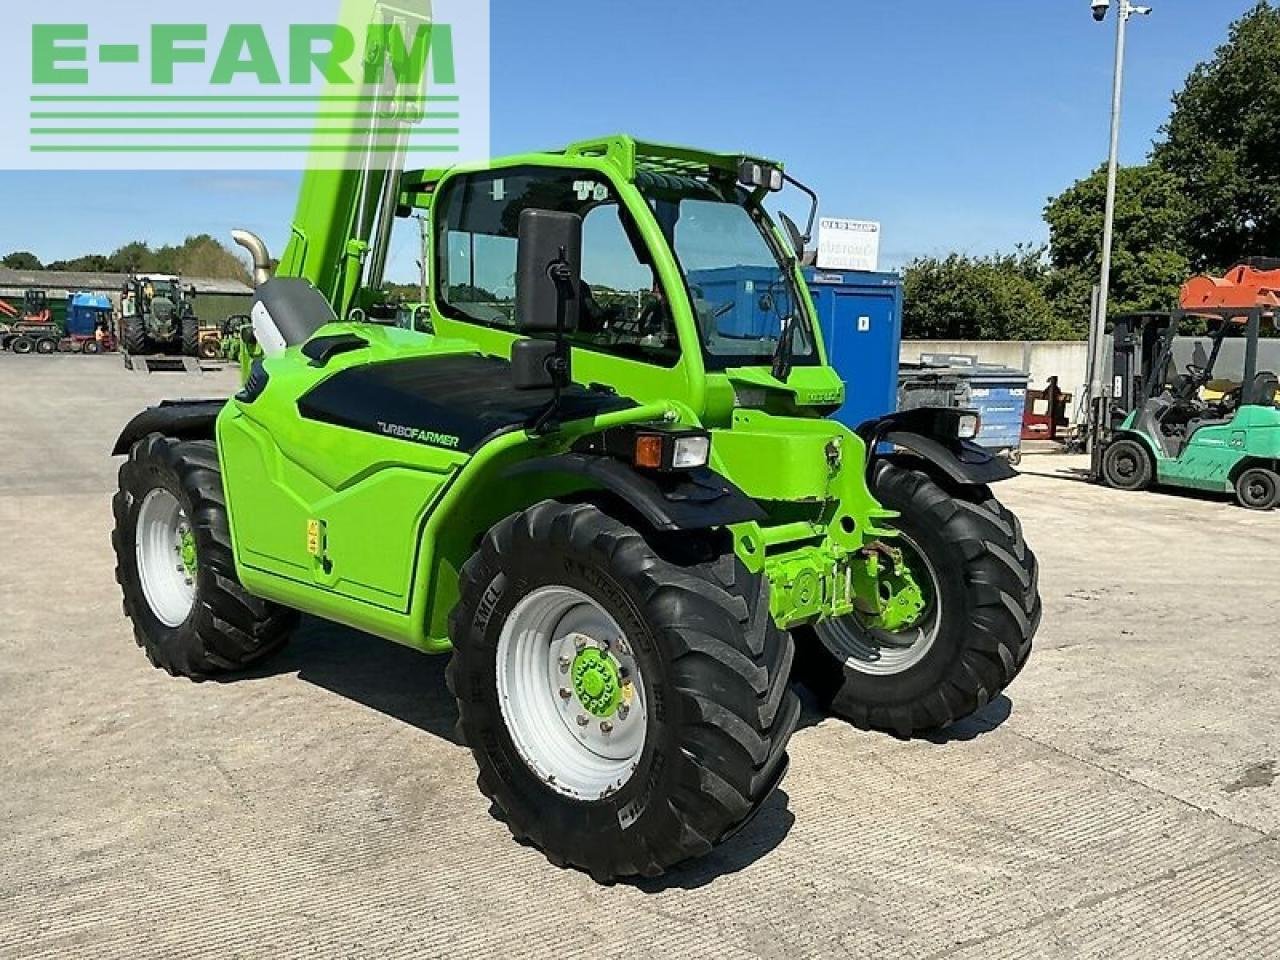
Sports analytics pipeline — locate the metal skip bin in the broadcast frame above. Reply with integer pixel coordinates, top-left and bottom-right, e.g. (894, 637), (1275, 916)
(899, 357), (1029, 462)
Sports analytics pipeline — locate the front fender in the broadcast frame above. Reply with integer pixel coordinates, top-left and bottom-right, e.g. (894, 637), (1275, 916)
(859, 408), (1016, 486)
(504, 454), (766, 531)
(882, 432), (1017, 486)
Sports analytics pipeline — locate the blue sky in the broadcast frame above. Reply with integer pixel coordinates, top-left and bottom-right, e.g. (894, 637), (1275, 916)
(0, 0), (1260, 278)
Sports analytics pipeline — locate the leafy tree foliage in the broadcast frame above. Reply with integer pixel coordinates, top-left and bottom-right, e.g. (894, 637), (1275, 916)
(1, 251), (43, 270)
(903, 249), (1076, 341)
(1044, 163), (1192, 321)
(1154, 1), (1280, 269)
(37, 235), (251, 283)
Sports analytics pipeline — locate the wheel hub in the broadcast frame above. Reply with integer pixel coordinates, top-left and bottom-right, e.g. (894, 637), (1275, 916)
(572, 646), (622, 718)
(496, 589), (648, 801)
(177, 526), (198, 578)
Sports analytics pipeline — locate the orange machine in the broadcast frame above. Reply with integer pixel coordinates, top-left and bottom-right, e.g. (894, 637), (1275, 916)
(1181, 261), (1280, 312)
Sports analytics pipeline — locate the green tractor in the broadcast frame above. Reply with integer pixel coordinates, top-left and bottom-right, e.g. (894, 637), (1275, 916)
(119, 273), (201, 357)
(111, 135), (1040, 881)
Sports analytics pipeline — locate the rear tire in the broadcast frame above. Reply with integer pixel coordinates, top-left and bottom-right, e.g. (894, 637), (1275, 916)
(1101, 438), (1154, 492)
(112, 434), (296, 678)
(11, 336), (33, 355)
(82, 340), (102, 355)
(448, 501), (799, 882)
(35, 338), (56, 354)
(182, 316), (201, 357)
(121, 316), (147, 354)
(1235, 467), (1280, 511)
(797, 460), (1040, 737)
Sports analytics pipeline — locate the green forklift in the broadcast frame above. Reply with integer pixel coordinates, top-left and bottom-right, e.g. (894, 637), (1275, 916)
(108, 16), (1040, 882)
(1097, 297), (1280, 509)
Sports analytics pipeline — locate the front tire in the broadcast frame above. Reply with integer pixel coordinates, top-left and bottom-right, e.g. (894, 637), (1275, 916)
(798, 460), (1040, 737)
(112, 434), (296, 678)
(448, 501), (799, 882)
(1101, 438), (1154, 492)
(182, 316), (201, 357)
(121, 316), (147, 354)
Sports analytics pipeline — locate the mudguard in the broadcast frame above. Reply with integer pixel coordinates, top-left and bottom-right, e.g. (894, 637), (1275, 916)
(111, 399), (228, 456)
(859, 408), (1017, 487)
(506, 453), (767, 532)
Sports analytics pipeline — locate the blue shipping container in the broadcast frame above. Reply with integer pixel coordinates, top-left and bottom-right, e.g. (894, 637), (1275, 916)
(805, 269), (903, 430)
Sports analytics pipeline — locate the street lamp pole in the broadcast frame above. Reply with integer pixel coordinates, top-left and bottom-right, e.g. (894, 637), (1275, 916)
(1088, 0), (1151, 453)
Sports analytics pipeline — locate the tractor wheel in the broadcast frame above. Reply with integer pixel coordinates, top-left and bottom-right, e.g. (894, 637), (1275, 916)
(797, 460), (1040, 738)
(1101, 439), (1153, 492)
(10, 336), (34, 355)
(112, 434), (297, 678)
(35, 338), (56, 355)
(448, 501), (799, 882)
(181, 316), (201, 358)
(1235, 467), (1280, 511)
(121, 316), (147, 354)
(198, 336), (220, 360)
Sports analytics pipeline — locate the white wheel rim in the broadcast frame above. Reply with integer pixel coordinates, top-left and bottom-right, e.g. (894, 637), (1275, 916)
(135, 488), (197, 628)
(496, 586), (648, 801)
(817, 531), (943, 676)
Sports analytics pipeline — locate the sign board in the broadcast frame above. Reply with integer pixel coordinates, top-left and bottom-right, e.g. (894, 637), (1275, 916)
(817, 218), (881, 272)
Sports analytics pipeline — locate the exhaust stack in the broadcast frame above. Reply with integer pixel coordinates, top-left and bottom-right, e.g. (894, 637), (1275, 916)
(232, 230), (273, 288)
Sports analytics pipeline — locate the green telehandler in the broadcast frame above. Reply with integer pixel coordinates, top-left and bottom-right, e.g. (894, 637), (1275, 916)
(110, 74), (1038, 885)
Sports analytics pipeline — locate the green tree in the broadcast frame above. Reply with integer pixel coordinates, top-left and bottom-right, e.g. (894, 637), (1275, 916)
(1044, 163), (1191, 322)
(902, 249), (1074, 341)
(2, 251), (43, 270)
(1153, 1), (1280, 268)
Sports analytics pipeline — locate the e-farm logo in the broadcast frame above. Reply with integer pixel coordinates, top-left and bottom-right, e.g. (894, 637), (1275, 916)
(2, 0), (490, 171)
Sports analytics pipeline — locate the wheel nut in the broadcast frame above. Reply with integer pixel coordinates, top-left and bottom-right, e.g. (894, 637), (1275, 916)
(600, 721), (614, 735)
(574, 636), (587, 652)
(576, 714), (589, 727)
(617, 704), (629, 721)
(559, 687), (572, 700)
(558, 655), (571, 673)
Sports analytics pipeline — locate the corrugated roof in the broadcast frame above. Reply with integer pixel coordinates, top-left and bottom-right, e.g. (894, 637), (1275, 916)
(0, 268), (252, 296)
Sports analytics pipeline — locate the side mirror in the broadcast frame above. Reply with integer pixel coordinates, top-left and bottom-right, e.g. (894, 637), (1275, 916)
(779, 212), (806, 262)
(516, 209), (582, 333)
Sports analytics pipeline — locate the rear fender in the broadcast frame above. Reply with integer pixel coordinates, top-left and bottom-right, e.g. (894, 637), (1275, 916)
(112, 399), (228, 455)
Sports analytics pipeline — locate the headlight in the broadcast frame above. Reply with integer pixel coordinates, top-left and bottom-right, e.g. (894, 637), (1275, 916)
(957, 413), (981, 440)
(672, 434), (711, 470)
(632, 429), (712, 471)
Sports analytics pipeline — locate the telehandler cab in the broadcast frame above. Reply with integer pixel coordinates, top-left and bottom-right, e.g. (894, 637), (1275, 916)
(111, 134), (1040, 880)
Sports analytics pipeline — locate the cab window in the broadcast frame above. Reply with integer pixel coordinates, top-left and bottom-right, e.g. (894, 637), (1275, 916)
(435, 166), (679, 366)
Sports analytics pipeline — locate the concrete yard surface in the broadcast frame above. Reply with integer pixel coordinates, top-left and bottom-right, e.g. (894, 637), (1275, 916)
(1, 354), (1277, 959)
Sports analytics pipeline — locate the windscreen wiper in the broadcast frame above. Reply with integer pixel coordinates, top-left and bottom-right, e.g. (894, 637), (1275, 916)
(771, 316), (797, 382)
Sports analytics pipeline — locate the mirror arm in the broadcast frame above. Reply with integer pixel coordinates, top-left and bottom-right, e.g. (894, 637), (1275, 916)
(782, 172), (819, 244)
(529, 248), (575, 435)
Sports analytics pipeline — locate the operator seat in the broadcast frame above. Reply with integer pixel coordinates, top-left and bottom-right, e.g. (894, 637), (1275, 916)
(251, 278), (339, 357)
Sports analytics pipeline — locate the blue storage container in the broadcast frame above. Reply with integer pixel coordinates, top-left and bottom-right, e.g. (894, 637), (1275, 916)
(899, 360), (1028, 458)
(965, 366), (1028, 457)
(683, 266), (903, 429)
(805, 269), (903, 430)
